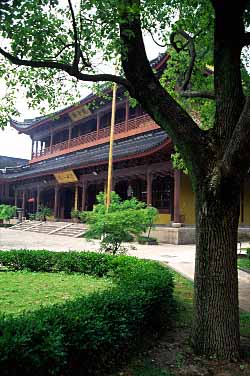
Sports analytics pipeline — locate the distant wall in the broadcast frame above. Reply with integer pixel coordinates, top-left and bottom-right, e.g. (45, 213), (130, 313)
(180, 174), (195, 225)
(154, 213), (171, 225)
(242, 179), (250, 225)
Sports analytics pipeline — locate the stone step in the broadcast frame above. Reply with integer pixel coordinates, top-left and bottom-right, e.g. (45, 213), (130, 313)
(56, 229), (85, 234)
(31, 225), (61, 233)
(11, 220), (32, 229)
(10, 220), (88, 238)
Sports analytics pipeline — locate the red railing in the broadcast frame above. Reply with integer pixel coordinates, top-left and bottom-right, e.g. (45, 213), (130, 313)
(32, 114), (159, 161)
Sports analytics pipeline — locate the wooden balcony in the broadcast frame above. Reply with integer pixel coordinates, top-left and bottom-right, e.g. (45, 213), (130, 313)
(30, 114), (160, 164)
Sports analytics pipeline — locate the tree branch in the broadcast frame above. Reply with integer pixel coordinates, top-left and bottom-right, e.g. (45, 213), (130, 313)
(145, 27), (167, 48)
(0, 46), (131, 88)
(118, 2), (210, 176)
(53, 43), (75, 59)
(68, 0), (80, 69)
(222, 97), (250, 177)
(180, 90), (215, 99)
(170, 27), (214, 99)
(175, 30), (196, 91)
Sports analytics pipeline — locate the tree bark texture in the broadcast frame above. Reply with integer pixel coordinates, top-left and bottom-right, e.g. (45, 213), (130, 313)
(193, 176), (241, 359)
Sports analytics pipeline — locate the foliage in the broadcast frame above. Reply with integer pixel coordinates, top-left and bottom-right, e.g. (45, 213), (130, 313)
(0, 204), (16, 221)
(0, 250), (174, 376)
(137, 235), (158, 245)
(70, 209), (88, 223)
(70, 209), (80, 219)
(0, 0), (218, 125)
(238, 258), (250, 271)
(84, 192), (158, 254)
(34, 205), (52, 221)
(0, 249), (113, 275)
(171, 147), (189, 175)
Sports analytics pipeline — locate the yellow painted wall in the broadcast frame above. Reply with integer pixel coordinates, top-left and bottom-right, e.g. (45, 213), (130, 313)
(242, 179), (250, 225)
(180, 175), (195, 225)
(154, 213), (171, 225)
(179, 177), (250, 226)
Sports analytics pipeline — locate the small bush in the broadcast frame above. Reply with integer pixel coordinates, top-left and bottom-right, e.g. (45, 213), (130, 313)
(137, 235), (158, 245)
(32, 205), (52, 221)
(0, 250), (174, 376)
(71, 210), (88, 223)
(85, 192), (158, 254)
(0, 205), (16, 222)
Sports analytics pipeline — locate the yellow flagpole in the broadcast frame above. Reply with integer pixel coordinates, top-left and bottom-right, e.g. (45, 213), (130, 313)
(106, 81), (117, 209)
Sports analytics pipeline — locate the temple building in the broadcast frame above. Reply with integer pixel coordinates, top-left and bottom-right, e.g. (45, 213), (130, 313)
(1, 54), (250, 228)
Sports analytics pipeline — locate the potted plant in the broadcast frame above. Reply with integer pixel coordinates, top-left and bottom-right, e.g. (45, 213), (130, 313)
(36, 205), (52, 221)
(0, 204), (17, 226)
(137, 235), (158, 245)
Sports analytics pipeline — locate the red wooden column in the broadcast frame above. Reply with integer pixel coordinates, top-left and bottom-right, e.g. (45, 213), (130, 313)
(22, 191), (26, 211)
(50, 132), (54, 153)
(147, 169), (152, 206)
(174, 169), (181, 223)
(37, 187), (40, 212)
(74, 184), (79, 211)
(125, 98), (129, 132)
(31, 138), (34, 159)
(14, 190), (18, 207)
(54, 186), (59, 219)
(68, 126), (72, 147)
(81, 182), (87, 211)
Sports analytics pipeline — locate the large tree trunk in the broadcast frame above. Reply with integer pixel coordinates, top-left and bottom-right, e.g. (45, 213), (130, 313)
(193, 176), (241, 359)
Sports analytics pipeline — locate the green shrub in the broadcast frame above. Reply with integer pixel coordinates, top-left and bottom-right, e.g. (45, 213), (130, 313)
(0, 250), (174, 376)
(0, 205), (16, 222)
(34, 205), (52, 221)
(0, 249), (113, 276)
(85, 192), (158, 254)
(137, 235), (158, 245)
(71, 210), (88, 223)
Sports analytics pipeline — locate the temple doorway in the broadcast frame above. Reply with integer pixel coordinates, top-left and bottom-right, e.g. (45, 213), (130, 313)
(86, 182), (104, 211)
(60, 187), (74, 219)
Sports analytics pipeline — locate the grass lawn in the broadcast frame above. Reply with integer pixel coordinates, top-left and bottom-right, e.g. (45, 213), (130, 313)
(238, 257), (250, 271)
(0, 271), (113, 315)
(116, 270), (250, 376)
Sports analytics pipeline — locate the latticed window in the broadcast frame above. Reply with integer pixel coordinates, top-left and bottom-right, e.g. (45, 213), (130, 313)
(152, 176), (173, 211)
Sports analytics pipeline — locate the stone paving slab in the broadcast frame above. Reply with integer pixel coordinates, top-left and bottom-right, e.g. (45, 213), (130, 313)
(0, 228), (249, 312)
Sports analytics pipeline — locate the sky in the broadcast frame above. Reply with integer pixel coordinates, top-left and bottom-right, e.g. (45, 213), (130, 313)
(0, 31), (164, 159)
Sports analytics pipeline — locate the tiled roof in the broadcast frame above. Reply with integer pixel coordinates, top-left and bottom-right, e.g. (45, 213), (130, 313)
(0, 130), (168, 181)
(10, 53), (168, 131)
(0, 156), (28, 169)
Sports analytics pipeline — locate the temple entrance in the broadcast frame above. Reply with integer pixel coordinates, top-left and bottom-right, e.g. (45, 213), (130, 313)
(115, 178), (147, 202)
(86, 182), (104, 211)
(40, 188), (54, 211)
(115, 180), (129, 200)
(60, 187), (74, 219)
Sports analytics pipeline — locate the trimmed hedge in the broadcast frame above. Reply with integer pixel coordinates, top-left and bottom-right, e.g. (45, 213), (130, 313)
(0, 250), (174, 376)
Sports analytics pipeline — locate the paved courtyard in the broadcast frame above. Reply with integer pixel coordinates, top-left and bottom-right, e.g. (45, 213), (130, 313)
(0, 228), (249, 311)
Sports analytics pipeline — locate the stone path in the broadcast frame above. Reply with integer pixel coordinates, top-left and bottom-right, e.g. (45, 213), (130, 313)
(0, 228), (249, 311)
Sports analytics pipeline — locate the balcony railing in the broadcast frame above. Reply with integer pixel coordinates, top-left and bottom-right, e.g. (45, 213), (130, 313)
(31, 114), (159, 162)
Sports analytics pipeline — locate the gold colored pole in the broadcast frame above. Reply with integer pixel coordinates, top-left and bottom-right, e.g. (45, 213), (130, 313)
(106, 81), (117, 209)
(74, 185), (78, 211)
